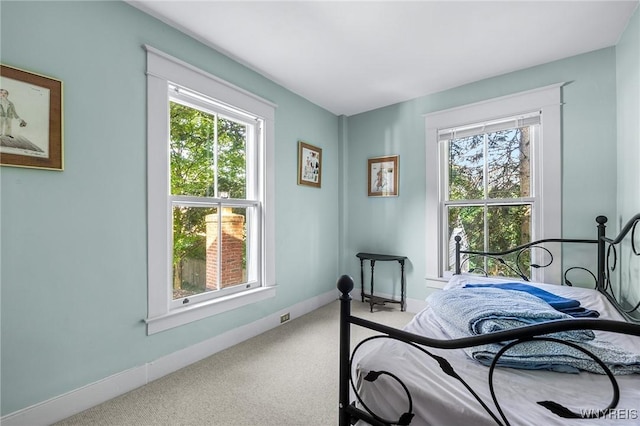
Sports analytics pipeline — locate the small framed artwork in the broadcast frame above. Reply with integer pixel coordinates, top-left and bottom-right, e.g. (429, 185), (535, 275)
(297, 141), (322, 188)
(368, 155), (399, 197)
(0, 64), (63, 170)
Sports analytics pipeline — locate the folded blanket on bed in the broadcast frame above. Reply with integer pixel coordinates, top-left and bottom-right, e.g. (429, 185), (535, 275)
(428, 288), (640, 374)
(463, 282), (600, 318)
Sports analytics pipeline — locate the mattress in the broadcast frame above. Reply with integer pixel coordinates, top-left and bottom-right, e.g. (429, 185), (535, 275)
(352, 275), (640, 425)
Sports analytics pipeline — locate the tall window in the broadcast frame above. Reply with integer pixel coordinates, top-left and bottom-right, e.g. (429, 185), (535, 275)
(169, 87), (261, 307)
(425, 84), (562, 287)
(145, 46), (276, 334)
(441, 114), (538, 275)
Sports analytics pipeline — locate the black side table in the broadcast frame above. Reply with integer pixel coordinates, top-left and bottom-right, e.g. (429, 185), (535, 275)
(356, 252), (408, 312)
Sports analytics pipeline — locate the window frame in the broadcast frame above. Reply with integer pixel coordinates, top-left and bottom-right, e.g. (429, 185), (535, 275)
(441, 118), (539, 275)
(144, 45), (276, 334)
(424, 83), (563, 288)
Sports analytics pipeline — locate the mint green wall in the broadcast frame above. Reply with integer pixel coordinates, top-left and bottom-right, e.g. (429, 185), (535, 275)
(617, 6), (640, 223)
(0, 1), (339, 415)
(345, 47), (620, 300)
(2, 0), (636, 419)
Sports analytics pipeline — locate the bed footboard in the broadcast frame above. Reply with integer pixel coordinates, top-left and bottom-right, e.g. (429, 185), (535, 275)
(339, 275), (411, 426)
(339, 214), (640, 425)
(337, 274), (640, 426)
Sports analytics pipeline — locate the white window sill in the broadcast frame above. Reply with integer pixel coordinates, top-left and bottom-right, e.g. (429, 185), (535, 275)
(425, 276), (449, 289)
(145, 286), (277, 335)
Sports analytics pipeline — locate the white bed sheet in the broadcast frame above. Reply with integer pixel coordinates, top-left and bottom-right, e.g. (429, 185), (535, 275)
(353, 275), (640, 425)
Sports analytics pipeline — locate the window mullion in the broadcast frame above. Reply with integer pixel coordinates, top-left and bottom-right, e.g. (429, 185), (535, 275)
(482, 133), (488, 200)
(482, 133), (489, 260)
(444, 197), (535, 206)
(213, 114), (218, 198)
(172, 195), (259, 206)
(216, 207), (222, 292)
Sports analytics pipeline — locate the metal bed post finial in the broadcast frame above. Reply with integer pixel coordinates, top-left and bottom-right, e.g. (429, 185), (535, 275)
(455, 235), (462, 275)
(596, 215), (608, 291)
(337, 275), (354, 426)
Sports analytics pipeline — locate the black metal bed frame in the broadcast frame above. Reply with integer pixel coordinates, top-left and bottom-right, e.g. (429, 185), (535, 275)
(338, 214), (640, 426)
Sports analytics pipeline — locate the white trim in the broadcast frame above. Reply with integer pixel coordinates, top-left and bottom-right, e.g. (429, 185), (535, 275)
(356, 290), (427, 314)
(144, 45), (277, 113)
(1, 291), (337, 426)
(145, 46), (277, 333)
(263, 118), (276, 287)
(146, 72), (171, 319)
(423, 83), (564, 123)
(405, 296), (428, 314)
(425, 276), (449, 290)
(146, 286), (277, 334)
(0, 367), (147, 426)
(425, 83), (564, 286)
(438, 111), (541, 141)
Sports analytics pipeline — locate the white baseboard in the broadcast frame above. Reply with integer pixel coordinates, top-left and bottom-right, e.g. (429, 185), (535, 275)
(1, 289), (339, 426)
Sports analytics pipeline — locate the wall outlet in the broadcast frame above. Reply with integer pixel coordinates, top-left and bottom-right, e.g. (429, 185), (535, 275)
(280, 312), (290, 323)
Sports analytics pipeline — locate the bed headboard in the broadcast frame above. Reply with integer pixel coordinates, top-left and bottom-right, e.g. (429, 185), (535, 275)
(455, 214), (640, 324)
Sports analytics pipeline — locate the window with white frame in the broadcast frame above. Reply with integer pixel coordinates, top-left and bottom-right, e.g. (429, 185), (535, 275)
(145, 46), (276, 334)
(441, 113), (539, 275)
(425, 84), (563, 288)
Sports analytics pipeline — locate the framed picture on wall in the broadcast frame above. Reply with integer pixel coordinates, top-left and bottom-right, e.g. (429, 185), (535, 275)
(297, 140), (322, 188)
(368, 155), (399, 197)
(0, 64), (63, 170)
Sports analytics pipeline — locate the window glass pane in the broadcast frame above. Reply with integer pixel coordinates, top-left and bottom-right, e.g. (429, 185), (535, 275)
(448, 134), (484, 200)
(487, 127), (531, 199)
(486, 204), (532, 276)
(172, 205), (253, 300)
(447, 205), (484, 272)
(172, 205), (218, 300)
(244, 206), (257, 282)
(217, 206), (249, 289)
(217, 117), (247, 199)
(170, 102), (215, 197)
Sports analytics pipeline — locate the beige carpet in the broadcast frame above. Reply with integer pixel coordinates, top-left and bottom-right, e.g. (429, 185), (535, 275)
(54, 299), (414, 426)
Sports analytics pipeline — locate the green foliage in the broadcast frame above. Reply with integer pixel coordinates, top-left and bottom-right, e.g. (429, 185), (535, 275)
(170, 103), (215, 197)
(448, 127), (532, 276)
(170, 102), (248, 291)
(216, 117), (247, 198)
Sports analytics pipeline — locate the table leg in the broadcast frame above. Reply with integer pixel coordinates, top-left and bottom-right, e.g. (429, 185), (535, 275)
(359, 258), (365, 303)
(399, 260), (406, 312)
(369, 260), (376, 312)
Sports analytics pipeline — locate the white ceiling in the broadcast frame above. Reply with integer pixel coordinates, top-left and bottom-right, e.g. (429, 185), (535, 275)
(128, 1), (638, 116)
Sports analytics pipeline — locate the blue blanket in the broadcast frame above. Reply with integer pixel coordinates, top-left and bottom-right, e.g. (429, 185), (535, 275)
(463, 282), (600, 318)
(428, 288), (640, 374)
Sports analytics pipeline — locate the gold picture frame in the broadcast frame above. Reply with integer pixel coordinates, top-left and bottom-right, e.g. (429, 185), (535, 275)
(297, 141), (322, 188)
(368, 155), (399, 197)
(0, 64), (63, 170)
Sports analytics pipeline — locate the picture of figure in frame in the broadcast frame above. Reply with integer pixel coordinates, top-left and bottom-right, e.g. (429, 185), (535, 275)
(0, 88), (28, 139)
(0, 76), (49, 157)
(297, 141), (322, 188)
(0, 64), (63, 170)
(368, 155), (399, 197)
